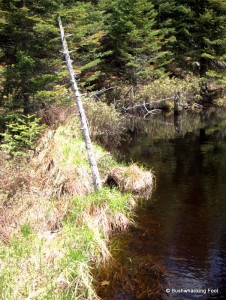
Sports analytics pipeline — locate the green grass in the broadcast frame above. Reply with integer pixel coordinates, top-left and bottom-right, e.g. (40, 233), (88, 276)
(0, 188), (135, 299)
(53, 122), (120, 175)
(0, 116), (138, 299)
(54, 124), (88, 168)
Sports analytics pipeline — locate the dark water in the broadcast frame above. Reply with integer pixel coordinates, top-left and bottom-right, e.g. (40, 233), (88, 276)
(117, 108), (226, 299)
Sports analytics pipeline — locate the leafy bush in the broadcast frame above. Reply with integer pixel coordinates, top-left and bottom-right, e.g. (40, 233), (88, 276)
(102, 76), (202, 111)
(84, 99), (126, 145)
(0, 114), (45, 156)
(141, 76), (202, 105)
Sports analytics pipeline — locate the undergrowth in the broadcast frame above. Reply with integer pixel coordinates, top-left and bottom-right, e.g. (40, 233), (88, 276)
(0, 116), (144, 299)
(0, 102), (156, 299)
(0, 114), (45, 156)
(0, 188), (135, 300)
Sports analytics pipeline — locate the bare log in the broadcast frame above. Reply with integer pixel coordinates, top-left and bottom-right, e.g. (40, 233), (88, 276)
(58, 16), (102, 190)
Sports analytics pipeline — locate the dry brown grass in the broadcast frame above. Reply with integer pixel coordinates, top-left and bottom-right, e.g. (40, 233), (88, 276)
(0, 121), (140, 299)
(39, 105), (76, 128)
(0, 109), (127, 245)
(106, 164), (155, 199)
(0, 111), (157, 299)
(85, 202), (135, 241)
(31, 128), (93, 198)
(0, 151), (31, 243)
(0, 124), (94, 244)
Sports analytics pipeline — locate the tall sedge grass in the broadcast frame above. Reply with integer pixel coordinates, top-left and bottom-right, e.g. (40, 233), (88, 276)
(0, 188), (135, 299)
(0, 117), (153, 299)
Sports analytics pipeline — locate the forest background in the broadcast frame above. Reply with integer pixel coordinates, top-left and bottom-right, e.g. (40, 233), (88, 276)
(0, 0), (225, 132)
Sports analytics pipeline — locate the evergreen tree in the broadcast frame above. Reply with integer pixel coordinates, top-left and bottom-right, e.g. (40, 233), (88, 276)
(58, 2), (106, 90)
(153, 0), (226, 81)
(0, 0), (107, 113)
(0, 0), (60, 113)
(99, 0), (170, 85)
(192, 0), (226, 80)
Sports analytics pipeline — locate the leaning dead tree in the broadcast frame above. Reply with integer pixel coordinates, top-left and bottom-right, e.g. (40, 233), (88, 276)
(58, 16), (102, 190)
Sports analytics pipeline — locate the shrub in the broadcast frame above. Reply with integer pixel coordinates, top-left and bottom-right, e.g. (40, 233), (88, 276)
(84, 99), (126, 145)
(141, 76), (202, 105)
(0, 114), (45, 156)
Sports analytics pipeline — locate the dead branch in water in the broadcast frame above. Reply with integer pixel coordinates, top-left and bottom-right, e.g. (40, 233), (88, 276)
(123, 102), (162, 118)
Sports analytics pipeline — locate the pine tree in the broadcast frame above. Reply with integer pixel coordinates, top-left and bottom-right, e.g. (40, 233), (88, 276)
(193, 0), (226, 80)
(0, 0), (107, 112)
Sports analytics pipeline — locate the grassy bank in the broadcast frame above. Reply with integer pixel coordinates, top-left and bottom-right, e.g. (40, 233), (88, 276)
(0, 114), (153, 299)
(0, 188), (135, 299)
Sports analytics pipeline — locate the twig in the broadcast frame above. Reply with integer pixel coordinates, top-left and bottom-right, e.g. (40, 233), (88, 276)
(123, 86), (133, 97)
(144, 109), (162, 119)
(149, 96), (174, 104)
(123, 103), (147, 111)
(123, 96), (175, 112)
(123, 101), (162, 118)
(88, 86), (118, 98)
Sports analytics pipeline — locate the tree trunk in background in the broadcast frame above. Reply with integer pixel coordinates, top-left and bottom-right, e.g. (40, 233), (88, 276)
(199, 56), (207, 78)
(23, 93), (30, 114)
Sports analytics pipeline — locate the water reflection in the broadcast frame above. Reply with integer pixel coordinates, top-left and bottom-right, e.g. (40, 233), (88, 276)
(118, 107), (226, 299)
(126, 107), (226, 140)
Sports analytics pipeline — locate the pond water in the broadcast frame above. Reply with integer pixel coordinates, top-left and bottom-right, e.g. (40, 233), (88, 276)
(115, 108), (226, 300)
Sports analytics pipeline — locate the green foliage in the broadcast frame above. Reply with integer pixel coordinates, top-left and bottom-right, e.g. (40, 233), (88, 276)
(84, 98), (126, 144)
(0, 0), (225, 113)
(59, 2), (107, 89)
(0, 114), (45, 156)
(71, 187), (133, 218)
(20, 223), (33, 239)
(0, 187), (135, 299)
(99, 0), (171, 84)
(153, 0), (226, 81)
(142, 76), (202, 104)
(0, 0), (60, 112)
